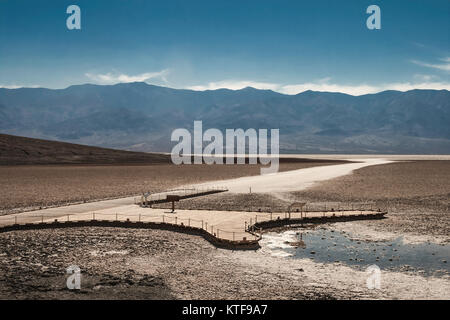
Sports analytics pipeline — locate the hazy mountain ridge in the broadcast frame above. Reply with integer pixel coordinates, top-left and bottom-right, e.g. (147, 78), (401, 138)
(0, 83), (449, 153)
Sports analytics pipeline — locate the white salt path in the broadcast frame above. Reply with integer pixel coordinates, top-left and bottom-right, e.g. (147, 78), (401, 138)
(187, 158), (393, 193)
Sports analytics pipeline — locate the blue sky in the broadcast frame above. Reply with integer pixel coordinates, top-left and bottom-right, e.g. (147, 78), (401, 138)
(0, 0), (449, 95)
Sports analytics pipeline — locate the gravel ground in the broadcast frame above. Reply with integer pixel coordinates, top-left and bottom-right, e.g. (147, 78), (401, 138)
(0, 227), (339, 300)
(1, 227), (448, 300)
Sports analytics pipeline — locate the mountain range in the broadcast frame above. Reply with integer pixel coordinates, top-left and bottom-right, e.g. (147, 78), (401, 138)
(0, 82), (449, 154)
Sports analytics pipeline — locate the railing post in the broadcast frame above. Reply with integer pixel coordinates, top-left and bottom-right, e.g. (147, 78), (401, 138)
(14, 216), (17, 224)
(202, 220), (204, 229)
(41, 215), (44, 223)
(93, 213), (95, 220)
(162, 215), (165, 223)
(233, 232), (235, 241)
(67, 214), (70, 222)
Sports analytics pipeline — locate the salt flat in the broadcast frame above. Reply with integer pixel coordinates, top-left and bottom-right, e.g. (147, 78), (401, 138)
(0, 158), (392, 228)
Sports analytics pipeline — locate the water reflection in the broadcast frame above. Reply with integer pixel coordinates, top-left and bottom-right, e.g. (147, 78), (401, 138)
(261, 229), (450, 277)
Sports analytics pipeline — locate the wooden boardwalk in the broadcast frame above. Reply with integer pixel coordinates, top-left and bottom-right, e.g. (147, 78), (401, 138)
(0, 200), (387, 249)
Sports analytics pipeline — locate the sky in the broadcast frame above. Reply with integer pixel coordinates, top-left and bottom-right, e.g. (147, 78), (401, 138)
(0, 0), (449, 95)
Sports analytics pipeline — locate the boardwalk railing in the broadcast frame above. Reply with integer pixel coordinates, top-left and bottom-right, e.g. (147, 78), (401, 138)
(137, 187), (229, 206)
(0, 208), (387, 250)
(245, 209), (387, 233)
(0, 211), (261, 250)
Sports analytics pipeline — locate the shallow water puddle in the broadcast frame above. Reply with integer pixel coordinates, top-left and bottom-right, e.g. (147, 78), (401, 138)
(261, 229), (450, 277)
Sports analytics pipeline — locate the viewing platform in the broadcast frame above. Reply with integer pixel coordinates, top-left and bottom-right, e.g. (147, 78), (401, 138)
(0, 203), (387, 250)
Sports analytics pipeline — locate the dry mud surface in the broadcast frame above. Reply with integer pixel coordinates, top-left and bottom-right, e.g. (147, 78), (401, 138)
(1, 227), (448, 300)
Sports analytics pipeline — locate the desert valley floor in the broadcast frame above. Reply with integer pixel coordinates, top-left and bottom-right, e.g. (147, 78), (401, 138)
(0, 156), (449, 299)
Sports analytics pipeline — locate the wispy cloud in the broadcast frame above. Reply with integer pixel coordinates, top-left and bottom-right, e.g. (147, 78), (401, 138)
(0, 84), (41, 89)
(187, 80), (280, 91)
(186, 77), (450, 96)
(413, 74), (437, 82)
(280, 82), (378, 95)
(0, 84), (23, 89)
(281, 80), (450, 95)
(411, 57), (450, 72)
(85, 69), (170, 84)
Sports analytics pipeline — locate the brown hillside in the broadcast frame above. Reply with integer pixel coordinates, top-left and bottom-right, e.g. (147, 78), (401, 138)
(0, 134), (171, 165)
